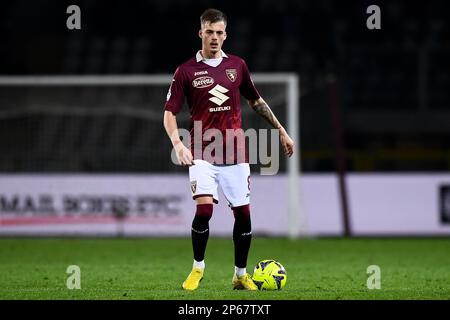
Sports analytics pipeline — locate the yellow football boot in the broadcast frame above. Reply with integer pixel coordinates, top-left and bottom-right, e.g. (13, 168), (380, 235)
(232, 273), (258, 291)
(182, 267), (204, 291)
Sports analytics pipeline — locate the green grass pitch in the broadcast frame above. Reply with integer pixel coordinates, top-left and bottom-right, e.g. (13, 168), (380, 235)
(0, 237), (449, 300)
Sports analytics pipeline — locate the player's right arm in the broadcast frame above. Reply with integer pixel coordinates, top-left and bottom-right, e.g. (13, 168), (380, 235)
(163, 111), (193, 166)
(163, 66), (194, 166)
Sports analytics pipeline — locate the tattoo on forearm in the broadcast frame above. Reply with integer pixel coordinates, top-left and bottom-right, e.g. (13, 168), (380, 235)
(253, 102), (282, 129)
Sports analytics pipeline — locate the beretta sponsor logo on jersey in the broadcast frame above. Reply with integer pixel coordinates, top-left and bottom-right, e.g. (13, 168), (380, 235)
(192, 76), (214, 88)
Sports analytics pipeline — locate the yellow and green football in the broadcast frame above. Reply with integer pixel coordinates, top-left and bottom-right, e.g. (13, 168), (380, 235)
(252, 259), (287, 290)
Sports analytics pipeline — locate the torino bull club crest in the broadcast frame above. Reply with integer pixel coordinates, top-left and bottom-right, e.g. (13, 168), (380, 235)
(190, 180), (197, 195)
(226, 69), (237, 82)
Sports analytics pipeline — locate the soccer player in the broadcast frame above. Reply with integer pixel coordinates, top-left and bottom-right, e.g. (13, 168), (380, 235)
(163, 8), (294, 291)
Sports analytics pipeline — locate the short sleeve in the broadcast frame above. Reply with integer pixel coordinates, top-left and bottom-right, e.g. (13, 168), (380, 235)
(164, 67), (187, 114)
(239, 60), (260, 101)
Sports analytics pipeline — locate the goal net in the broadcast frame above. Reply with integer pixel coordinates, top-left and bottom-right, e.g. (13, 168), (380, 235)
(0, 75), (305, 238)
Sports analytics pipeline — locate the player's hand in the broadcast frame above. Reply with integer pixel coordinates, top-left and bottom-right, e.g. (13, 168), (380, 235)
(174, 142), (194, 166)
(279, 127), (294, 157)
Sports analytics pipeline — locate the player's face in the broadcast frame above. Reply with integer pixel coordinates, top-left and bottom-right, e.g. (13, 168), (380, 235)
(199, 21), (227, 58)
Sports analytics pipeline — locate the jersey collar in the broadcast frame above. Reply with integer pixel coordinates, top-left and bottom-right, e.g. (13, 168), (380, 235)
(196, 50), (228, 62)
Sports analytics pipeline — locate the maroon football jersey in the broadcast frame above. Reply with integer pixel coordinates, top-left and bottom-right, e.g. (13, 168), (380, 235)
(164, 51), (260, 164)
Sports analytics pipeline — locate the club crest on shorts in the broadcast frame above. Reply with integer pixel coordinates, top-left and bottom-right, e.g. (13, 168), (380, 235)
(226, 69), (237, 82)
(190, 180), (197, 194)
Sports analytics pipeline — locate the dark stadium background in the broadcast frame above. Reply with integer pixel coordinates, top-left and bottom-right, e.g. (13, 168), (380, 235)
(0, 0), (450, 301)
(1, 0), (449, 173)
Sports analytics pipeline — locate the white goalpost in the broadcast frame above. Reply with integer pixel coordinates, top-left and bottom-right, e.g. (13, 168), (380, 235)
(0, 74), (307, 238)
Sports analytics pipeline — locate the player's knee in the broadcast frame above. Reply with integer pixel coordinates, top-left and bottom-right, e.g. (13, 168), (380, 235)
(195, 203), (213, 220)
(232, 204), (250, 219)
(232, 204), (251, 232)
(192, 204), (213, 234)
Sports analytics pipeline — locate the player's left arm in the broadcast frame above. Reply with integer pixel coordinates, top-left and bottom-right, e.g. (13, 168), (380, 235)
(248, 97), (294, 157)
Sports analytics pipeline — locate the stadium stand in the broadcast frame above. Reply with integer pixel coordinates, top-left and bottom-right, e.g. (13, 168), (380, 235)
(0, 0), (449, 172)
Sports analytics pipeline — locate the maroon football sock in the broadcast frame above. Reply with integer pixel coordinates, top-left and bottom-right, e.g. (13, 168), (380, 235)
(191, 204), (213, 262)
(232, 204), (252, 269)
